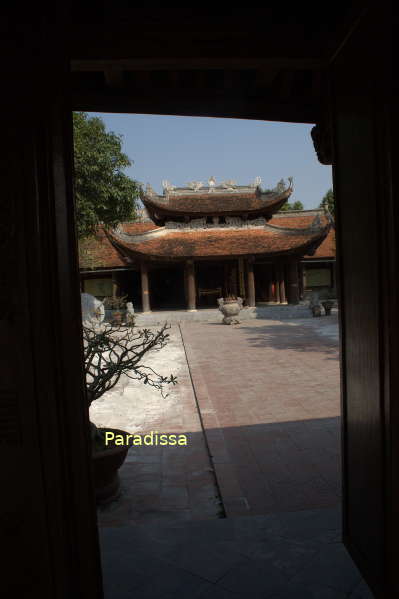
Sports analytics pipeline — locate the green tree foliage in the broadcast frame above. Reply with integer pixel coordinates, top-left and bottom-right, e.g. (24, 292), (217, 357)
(73, 112), (141, 239)
(279, 200), (304, 211)
(320, 188), (335, 217)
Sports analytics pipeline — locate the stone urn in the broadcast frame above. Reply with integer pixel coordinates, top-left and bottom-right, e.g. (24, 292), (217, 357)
(110, 309), (124, 325)
(321, 300), (335, 316)
(217, 296), (243, 325)
(311, 304), (322, 317)
(309, 291), (322, 317)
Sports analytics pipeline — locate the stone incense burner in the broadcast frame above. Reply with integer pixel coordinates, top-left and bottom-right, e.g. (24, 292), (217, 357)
(217, 296), (243, 324)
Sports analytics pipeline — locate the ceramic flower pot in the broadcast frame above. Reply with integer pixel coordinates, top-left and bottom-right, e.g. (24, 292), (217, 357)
(110, 310), (123, 325)
(92, 427), (129, 504)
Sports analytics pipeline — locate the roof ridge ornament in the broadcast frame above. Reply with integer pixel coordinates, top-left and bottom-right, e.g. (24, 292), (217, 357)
(162, 180), (175, 193)
(250, 176), (262, 188)
(310, 214), (322, 229)
(274, 178), (287, 193)
(220, 179), (237, 190)
(145, 183), (155, 196)
(187, 181), (203, 191)
(208, 176), (216, 192)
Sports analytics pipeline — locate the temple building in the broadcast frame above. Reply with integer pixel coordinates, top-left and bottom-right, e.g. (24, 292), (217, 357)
(79, 177), (336, 312)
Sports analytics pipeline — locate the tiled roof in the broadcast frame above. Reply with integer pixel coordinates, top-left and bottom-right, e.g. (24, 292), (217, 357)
(79, 228), (131, 270)
(141, 188), (292, 223)
(112, 227), (328, 259)
(78, 211), (335, 270)
(304, 227), (335, 259)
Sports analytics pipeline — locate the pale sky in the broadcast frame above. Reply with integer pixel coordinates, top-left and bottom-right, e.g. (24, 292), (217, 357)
(90, 113), (332, 209)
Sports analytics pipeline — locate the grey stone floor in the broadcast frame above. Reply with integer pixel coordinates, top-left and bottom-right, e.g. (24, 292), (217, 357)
(98, 313), (374, 598)
(133, 304), (322, 326)
(100, 507), (374, 598)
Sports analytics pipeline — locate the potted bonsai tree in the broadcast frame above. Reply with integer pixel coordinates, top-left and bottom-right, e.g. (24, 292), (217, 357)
(83, 319), (177, 503)
(103, 294), (128, 325)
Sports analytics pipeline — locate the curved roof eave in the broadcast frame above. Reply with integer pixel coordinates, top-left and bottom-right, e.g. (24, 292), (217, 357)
(141, 188), (293, 224)
(107, 222), (330, 261)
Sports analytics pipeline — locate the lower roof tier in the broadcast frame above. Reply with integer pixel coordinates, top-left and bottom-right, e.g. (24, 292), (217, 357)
(79, 210), (334, 269)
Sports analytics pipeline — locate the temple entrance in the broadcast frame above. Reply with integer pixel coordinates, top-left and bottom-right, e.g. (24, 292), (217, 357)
(254, 263), (273, 302)
(117, 270), (142, 309)
(196, 260), (239, 308)
(196, 261), (224, 308)
(149, 264), (185, 310)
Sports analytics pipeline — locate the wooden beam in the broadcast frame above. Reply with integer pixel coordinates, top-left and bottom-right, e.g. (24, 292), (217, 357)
(72, 57), (326, 72)
(104, 68), (124, 88)
(71, 91), (319, 124)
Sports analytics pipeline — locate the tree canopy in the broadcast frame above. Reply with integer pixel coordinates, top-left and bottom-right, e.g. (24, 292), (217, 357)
(73, 112), (141, 239)
(320, 188), (335, 217)
(279, 200), (304, 211)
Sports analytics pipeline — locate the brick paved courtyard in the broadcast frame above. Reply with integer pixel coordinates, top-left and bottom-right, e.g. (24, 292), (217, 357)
(181, 316), (341, 518)
(96, 314), (374, 598)
(93, 314), (340, 525)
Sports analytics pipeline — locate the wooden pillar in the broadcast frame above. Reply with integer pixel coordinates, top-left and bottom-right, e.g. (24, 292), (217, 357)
(278, 265), (287, 304)
(238, 258), (245, 298)
(112, 272), (118, 298)
(268, 280), (274, 302)
(140, 262), (151, 312)
(298, 262), (305, 300)
(185, 260), (196, 311)
(247, 258), (256, 307)
(331, 261), (337, 294)
(287, 260), (300, 304)
(274, 264), (280, 303)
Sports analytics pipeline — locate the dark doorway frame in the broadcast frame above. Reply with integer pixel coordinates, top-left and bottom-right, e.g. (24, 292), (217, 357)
(2, 5), (396, 598)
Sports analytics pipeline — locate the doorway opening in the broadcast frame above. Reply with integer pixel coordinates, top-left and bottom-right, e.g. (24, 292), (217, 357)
(74, 111), (368, 598)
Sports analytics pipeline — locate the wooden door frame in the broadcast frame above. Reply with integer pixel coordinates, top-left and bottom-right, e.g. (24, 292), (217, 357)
(2, 5), (396, 597)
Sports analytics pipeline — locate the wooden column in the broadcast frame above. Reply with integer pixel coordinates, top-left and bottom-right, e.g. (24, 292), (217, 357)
(299, 262), (305, 300)
(268, 277), (274, 303)
(287, 261), (300, 304)
(111, 272), (118, 298)
(331, 262), (337, 294)
(274, 264), (280, 303)
(238, 258), (245, 298)
(186, 260), (196, 311)
(140, 262), (151, 312)
(278, 265), (287, 304)
(247, 258), (256, 307)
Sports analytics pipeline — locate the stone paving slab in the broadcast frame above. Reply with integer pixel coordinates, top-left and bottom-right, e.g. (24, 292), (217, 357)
(133, 304), (325, 326)
(100, 507), (374, 599)
(91, 325), (222, 526)
(180, 315), (341, 518)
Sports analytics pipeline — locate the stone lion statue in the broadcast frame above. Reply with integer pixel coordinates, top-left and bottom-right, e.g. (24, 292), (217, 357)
(81, 292), (105, 325)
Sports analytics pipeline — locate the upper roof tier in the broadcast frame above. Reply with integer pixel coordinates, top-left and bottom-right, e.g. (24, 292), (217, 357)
(141, 177), (293, 225)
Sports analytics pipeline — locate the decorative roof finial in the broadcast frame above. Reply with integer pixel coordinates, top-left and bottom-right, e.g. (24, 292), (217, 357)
(145, 183), (155, 196)
(221, 179), (237, 190)
(162, 180), (175, 193)
(254, 176), (262, 187)
(288, 176), (294, 189)
(187, 181), (203, 191)
(208, 176), (216, 192)
(275, 179), (287, 193)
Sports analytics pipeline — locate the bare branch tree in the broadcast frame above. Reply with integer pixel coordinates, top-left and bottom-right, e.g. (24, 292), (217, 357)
(83, 321), (177, 406)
